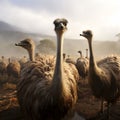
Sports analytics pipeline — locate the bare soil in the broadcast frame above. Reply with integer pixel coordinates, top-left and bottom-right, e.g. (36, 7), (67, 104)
(0, 79), (120, 120)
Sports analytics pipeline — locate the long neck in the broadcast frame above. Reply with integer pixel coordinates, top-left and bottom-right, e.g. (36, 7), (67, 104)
(86, 50), (88, 58)
(63, 54), (66, 61)
(8, 58), (11, 63)
(80, 52), (82, 58)
(88, 38), (96, 68)
(52, 32), (64, 91)
(28, 48), (35, 61)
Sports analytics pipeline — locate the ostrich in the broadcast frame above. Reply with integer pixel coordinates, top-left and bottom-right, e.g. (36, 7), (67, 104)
(18, 56), (28, 69)
(65, 55), (76, 64)
(63, 53), (66, 61)
(7, 58), (21, 84)
(15, 18), (79, 120)
(78, 50), (82, 58)
(0, 61), (7, 75)
(0, 56), (8, 85)
(80, 30), (120, 119)
(0, 56), (7, 76)
(75, 50), (89, 84)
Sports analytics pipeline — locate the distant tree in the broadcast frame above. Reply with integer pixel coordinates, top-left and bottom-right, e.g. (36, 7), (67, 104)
(36, 39), (56, 54)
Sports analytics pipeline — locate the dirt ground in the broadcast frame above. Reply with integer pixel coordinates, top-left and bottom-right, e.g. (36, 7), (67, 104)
(0, 79), (120, 120)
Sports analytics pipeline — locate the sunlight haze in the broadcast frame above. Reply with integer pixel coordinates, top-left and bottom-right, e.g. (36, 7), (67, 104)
(0, 0), (120, 41)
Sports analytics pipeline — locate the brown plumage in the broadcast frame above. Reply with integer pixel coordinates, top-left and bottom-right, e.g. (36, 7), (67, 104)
(0, 57), (7, 75)
(18, 56), (28, 69)
(15, 18), (79, 120)
(7, 58), (21, 83)
(80, 30), (120, 119)
(0, 56), (7, 84)
(76, 50), (89, 81)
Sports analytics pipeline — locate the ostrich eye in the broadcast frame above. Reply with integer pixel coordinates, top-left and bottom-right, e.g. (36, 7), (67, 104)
(85, 30), (92, 35)
(23, 41), (29, 44)
(63, 22), (67, 26)
(23, 41), (27, 43)
(86, 32), (89, 34)
(83, 31), (86, 34)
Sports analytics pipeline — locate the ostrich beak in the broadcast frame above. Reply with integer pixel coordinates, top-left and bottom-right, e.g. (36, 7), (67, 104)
(80, 34), (84, 37)
(15, 42), (25, 47)
(15, 42), (22, 46)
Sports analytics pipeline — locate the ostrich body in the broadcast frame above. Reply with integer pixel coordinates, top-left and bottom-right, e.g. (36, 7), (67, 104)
(0, 56), (7, 75)
(15, 18), (79, 120)
(0, 61), (7, 75)
(76, 50), (89, 81)
(80, 30), (120, 118)
(18, 56), (28, 69)
(7, 58), (21, 83)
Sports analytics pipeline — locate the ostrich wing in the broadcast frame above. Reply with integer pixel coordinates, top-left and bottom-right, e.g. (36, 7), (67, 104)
(97, 55), (120, 75)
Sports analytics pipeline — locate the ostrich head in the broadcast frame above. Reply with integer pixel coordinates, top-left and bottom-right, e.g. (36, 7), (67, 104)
(53, 18), (68, 35)
(1, 56), (4, 60)
(67, 55), (70, 58)
(78, 50), (82, 57)
(80, 30), (93, 41)
(63, 53), (66, 60)
(78, 50), (82, 54)
(15, 38), (35, 51)
(15, 38), (35, 61)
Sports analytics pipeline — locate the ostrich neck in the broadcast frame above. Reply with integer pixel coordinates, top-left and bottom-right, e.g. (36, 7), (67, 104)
(88, 39), (96, 68)
(28, 48), (35, 61)
(80, 52), (82, 58)
(52, 32), (65, 92)
(86, 50), (88, 58)
(8, 58), (11, 63)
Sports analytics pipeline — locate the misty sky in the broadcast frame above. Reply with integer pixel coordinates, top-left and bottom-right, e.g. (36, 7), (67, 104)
(0, 0), (120, 41)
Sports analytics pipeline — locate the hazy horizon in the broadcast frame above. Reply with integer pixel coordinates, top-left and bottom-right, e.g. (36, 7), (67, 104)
(0, 30), (120, 59)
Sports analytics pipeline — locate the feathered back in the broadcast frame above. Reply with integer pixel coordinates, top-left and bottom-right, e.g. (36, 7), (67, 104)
(19, 56), (28, 69)
(97, 55), (120, 76)
(7, 60), (21, 77)
(0, 61), (7, 74)
(17, 56), (79, 120)
(76, 57), (89, 79)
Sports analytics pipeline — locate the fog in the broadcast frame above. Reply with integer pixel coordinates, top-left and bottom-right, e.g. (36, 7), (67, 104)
(0, 31), (120, 61)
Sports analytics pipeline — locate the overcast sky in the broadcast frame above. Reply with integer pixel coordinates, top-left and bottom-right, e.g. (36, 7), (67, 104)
(0, 0), (120, 41)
